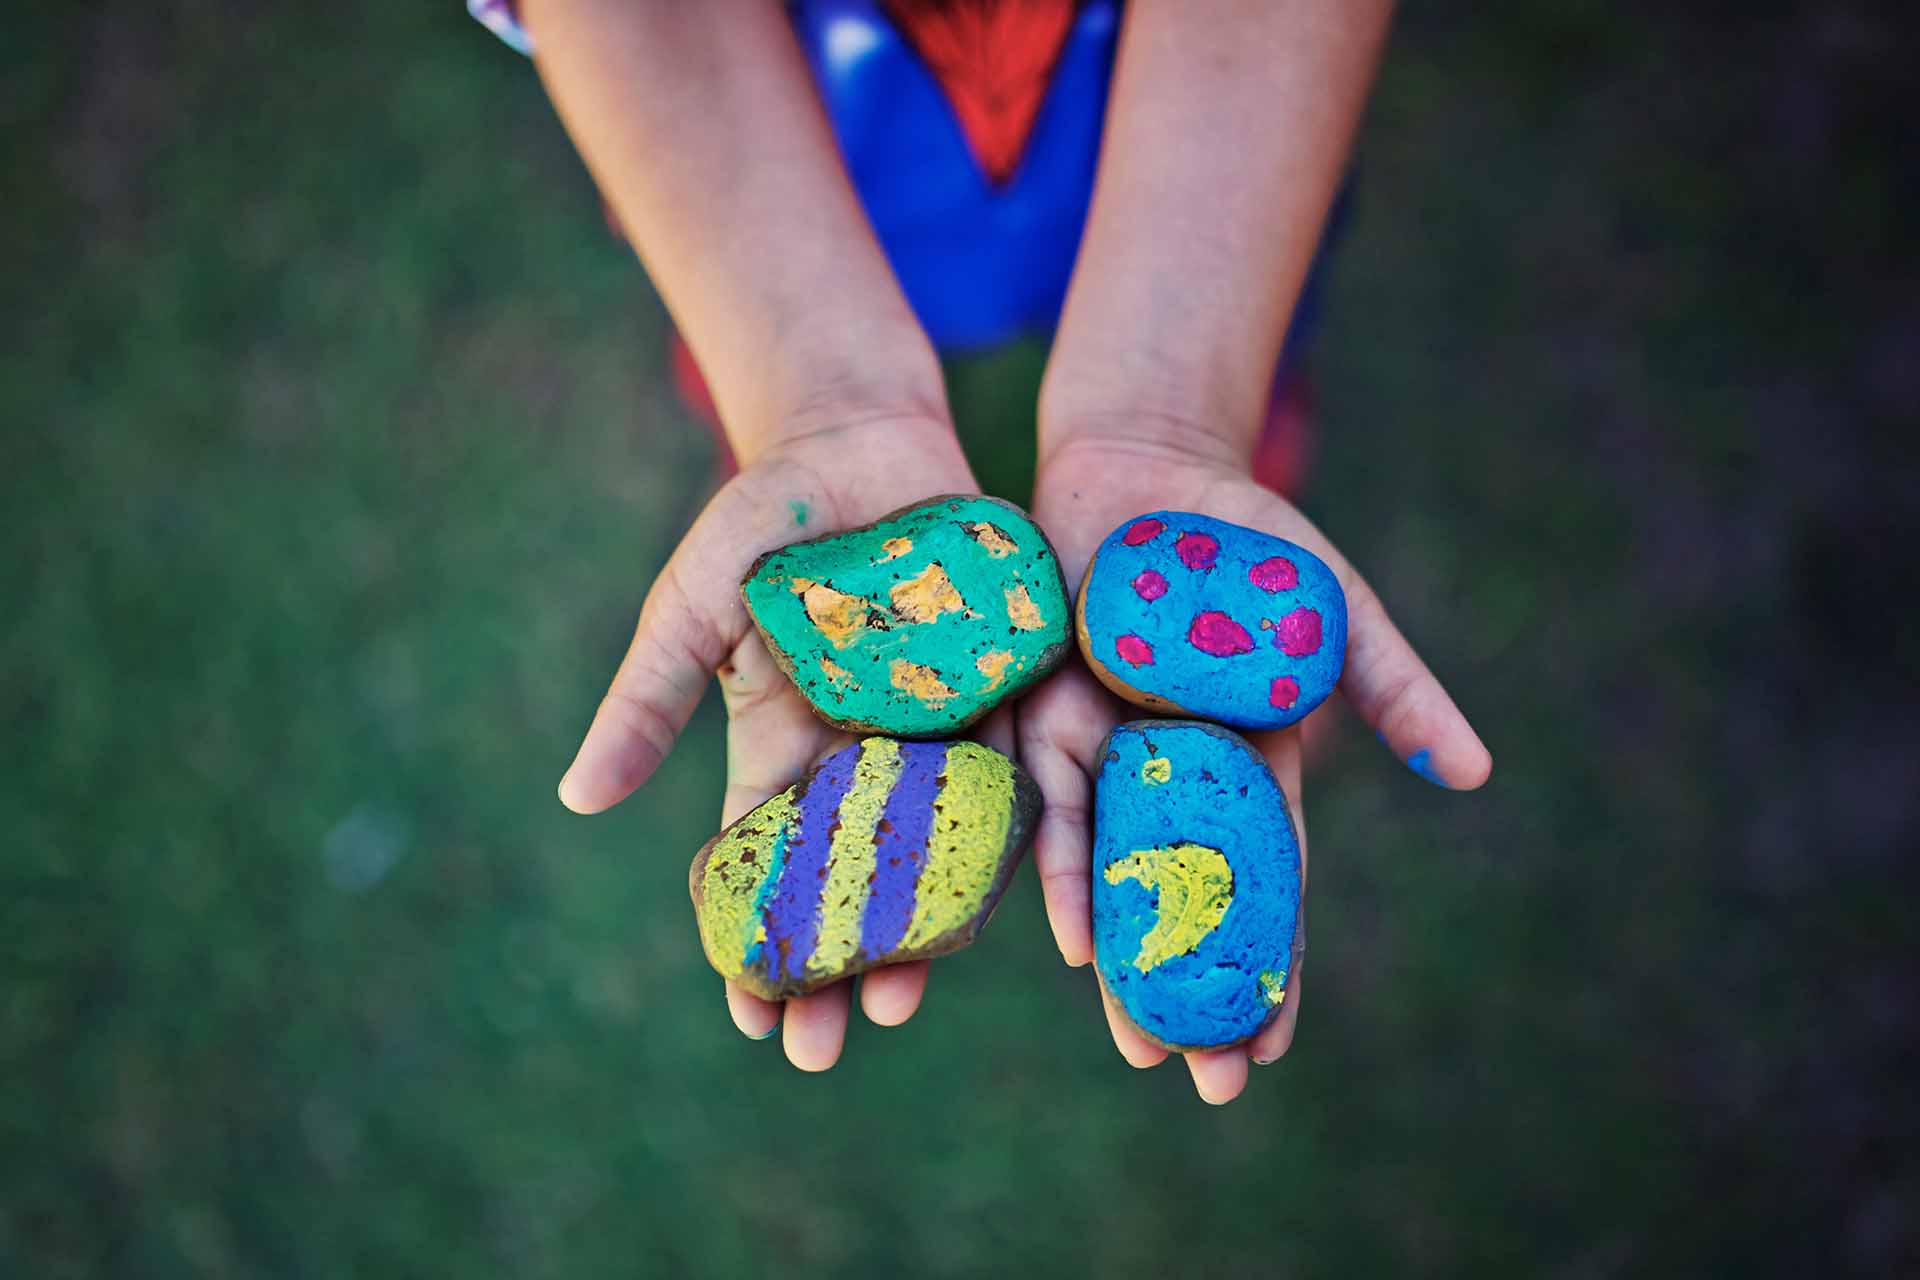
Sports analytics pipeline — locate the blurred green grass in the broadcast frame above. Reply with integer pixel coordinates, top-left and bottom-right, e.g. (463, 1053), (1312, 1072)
(5, 3), (1913, 1276)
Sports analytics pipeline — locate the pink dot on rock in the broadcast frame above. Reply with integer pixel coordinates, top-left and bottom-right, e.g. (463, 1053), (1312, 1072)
(1122, 519), (1165, 546)
(1115, 634), (1155, 666)
(1132, 569), (1169, 601)
(1274, 607), (1322, 657)
(1175, 532), (1219, 571)
(1269, 676), (1301, 709)
(1249, 556), (1299, 593)
(1187, 611), (1253, 657)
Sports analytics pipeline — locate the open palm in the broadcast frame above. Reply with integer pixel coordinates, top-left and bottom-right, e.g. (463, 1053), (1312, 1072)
(1020, 434), (1493, 1103)
(558, 414), (1003, 1070)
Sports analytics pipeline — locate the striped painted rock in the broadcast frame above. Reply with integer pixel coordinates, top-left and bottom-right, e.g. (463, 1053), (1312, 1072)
(690, 737), (1039, 999)
(1076, 511), (1347, 730)
(1092, 721), (1303, 1050)
(741, 495), (1071, 737)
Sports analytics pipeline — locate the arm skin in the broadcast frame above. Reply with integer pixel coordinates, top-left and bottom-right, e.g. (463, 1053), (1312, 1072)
(521, 0), (946, 459)
(521, 0), (992, 1071)
(1022, 0), (1494, 1104)
(1042, 0), (1391, 454)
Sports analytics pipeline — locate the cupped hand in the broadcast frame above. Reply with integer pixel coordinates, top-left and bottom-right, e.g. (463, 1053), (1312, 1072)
(1019, 432), (1493, 1104)
(559, 413), (1000, 1071)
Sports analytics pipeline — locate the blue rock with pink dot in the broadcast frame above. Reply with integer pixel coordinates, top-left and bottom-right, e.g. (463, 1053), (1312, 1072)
(1074, 511), (1347, 731)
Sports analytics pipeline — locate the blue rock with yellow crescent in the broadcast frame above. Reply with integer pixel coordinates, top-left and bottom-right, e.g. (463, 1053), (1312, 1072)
(1091, 720), (1304, 1050)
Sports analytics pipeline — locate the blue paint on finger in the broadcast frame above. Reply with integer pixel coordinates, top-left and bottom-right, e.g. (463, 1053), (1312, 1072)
(788, 499), (810, 528)
(1404, 747), (1448, 788)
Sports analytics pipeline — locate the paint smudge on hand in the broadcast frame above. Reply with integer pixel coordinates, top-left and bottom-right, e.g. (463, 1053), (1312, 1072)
(1404, 747), (1448, 788)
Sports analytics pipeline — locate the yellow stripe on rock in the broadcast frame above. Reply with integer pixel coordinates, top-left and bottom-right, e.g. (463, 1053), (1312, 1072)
(889, 562), (967, 624)
(900, 742), (1015, 949)
(877, 536), (913, 562)
(818, 656), (859, 690)
(1104, 843), (1235, 973)
(697, 792), (797, 981)
(808, 739), (903, 976)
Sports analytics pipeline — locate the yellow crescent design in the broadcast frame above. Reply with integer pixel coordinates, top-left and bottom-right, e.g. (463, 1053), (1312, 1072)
(1104, 843), (1234, 972)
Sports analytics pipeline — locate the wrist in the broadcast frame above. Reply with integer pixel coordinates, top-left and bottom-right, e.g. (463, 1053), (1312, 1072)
(730, 324), (954, 466)
(1037, 404), (1252, 479)
(1037, 355), (1261, 476)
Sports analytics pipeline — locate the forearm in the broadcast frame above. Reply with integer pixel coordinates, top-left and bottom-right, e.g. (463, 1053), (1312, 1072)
(1039, 0), (1393, 463)
(521, 0), (947, 462)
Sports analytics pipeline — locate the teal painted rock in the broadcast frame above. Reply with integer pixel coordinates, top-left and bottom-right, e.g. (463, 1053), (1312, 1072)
(1092, 721), (1303, 1051)
(690, 737), (1040, 999)
(1076, 511), (1347, 730)
(742, 495), (1071, 737)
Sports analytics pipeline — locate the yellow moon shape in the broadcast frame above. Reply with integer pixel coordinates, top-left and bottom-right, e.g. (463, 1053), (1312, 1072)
(1103, 842), (1234, 972)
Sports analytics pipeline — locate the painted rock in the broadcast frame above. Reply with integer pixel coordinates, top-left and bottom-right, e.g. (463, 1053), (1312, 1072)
(1092, 721), (1303, 1050)
(1076, 511), (1347, 730)
(743, 495), (1072, 737)
(690, 736), (1040, 1000)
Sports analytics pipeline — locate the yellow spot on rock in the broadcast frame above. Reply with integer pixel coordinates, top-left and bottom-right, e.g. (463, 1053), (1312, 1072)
(975, 650), (1016, 693)
(1259, 971), (1288, 1005)
(966, 522), (1020, 557)
(1004, 584), (1045, 631)
(818, 656), (859, 690)
(1104, 843), (1235, 973)
(1140, 757), (1172, 786)
(877, 536), (913, 562)
(890, 659), (958, 708)
(790, 577), (875, 650)
(890, 563), (967, 624)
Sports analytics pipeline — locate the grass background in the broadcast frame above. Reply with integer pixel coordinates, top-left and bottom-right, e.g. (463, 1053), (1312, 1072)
(5, 2), (1914, 1275)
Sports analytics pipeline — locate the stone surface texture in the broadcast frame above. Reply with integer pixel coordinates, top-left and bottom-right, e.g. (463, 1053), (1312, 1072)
(1092, 720), (1304, 1050)
(743, 495), (1071, 736)
(1077, 511), (1347, 730)
(691, 737), (1040, 1000)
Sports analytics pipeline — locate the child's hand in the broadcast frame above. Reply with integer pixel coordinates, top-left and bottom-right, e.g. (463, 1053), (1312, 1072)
(559, 412), (991, 1071)
(1019, 431), (1492, 1104)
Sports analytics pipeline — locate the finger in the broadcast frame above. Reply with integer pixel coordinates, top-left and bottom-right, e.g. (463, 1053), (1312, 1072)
(971, 704), (1017, 759)
(859, 961), (930, 1026)
(1185, 1047), (1250, 1105)
(718, 630), (841, 825)
(1337, 571), (1492, 790)
(782, 982), (851, 1072)
(1245, 726), (1308, 1065)
(1099, 977), (1170, 1069)
(559, 553), (727, 814)
(725, 981), (782, 1041)
(1248, 968), (1303, 1065)
(1204, 486), (1493, 792)
(1016, 669), (1115, 967)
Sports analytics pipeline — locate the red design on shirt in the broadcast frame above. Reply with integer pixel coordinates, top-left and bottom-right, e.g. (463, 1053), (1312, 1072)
(884, 0), (1078, 184)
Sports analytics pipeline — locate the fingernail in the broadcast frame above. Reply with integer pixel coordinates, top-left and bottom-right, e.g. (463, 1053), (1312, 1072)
(1251, 1054), (1279, 1067)
(747, 1025), (779, 1041)
(1404, 747), (1450, 789)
